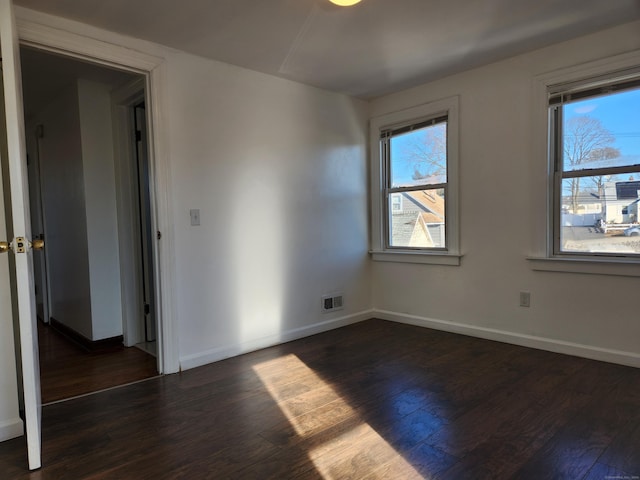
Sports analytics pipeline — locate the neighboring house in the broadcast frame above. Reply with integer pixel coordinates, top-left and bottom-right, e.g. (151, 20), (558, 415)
(603, 180), (640, 224)
(562, 180), (640, 226)
(562, 156), (640, 226)
(390, 190), (445, 248)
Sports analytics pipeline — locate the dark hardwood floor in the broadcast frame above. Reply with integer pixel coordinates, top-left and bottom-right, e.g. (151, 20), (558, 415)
(2, 319), (639, 479)
(38, 321), (158, 404)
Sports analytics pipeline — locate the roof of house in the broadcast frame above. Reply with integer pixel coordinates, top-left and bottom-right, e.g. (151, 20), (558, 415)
(421, 212), (445, 224)
(405, 190), (445, 221)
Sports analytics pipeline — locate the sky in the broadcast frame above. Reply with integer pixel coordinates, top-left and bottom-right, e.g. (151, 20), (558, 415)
(389, 123), (446, 187)
(563, 88), (640, 157)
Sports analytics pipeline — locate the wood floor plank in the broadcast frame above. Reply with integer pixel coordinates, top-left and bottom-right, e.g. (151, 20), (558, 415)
(596, 422), (640, 475)
(511, 365), (640, 480)
(582, 462), (636, 480)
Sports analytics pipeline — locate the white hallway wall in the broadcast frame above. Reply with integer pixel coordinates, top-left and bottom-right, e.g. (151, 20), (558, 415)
(370, 20), (640, 365)
(77, 78), (123, 341)
(30, 83), (93, 339)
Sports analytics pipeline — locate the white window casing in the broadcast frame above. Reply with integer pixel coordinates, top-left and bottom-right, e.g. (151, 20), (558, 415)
(529, 50), (640, 277)
(370, 96), (461, 265)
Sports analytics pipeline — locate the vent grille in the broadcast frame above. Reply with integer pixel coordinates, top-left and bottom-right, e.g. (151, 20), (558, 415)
(322, 294), (344, 313)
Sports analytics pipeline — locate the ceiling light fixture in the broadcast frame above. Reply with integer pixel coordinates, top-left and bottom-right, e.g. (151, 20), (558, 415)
(329, 0), (362, 6)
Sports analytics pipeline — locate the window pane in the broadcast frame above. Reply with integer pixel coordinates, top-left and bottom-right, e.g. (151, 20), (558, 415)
(389, 189), (446, 248)
(562, 88), (640, 172)
(390, 122), (447, 188)
(559, 175), (640, 254)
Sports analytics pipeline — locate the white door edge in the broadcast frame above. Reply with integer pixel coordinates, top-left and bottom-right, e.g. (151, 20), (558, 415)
(0, 0), (42, 470)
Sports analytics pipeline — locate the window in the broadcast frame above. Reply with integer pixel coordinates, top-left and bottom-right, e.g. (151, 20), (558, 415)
(549, 72), (640, 257)
(383, 118), (447, 249)
(370, 97), (459, 264)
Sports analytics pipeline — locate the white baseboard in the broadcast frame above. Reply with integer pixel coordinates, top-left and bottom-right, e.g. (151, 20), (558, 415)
(0, 418), (23, 442)
(375, 310), (640, 369)
(179, 309), (374, 371)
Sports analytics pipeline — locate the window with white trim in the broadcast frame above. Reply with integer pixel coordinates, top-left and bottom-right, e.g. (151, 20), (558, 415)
(549, 72), (640, 257)
(370, 97), (459, 264)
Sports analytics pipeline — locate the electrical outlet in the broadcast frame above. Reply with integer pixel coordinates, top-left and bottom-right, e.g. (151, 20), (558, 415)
(519, 291), (531, 308)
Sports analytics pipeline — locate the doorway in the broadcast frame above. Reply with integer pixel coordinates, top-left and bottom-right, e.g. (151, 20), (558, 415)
(20, 46), (161, 403)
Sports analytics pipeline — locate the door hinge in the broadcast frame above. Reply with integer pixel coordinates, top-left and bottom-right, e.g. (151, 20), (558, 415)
(144, 303), (150, 315)
(135, 130), (142, 142)
(157, 231), (162, 240)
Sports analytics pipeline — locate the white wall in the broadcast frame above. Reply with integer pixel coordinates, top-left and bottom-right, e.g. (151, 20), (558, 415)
(370, 20), (640, 363)
(34, 84), (93, 339)
(77, 79), (122, 340)
(165, 52), (372, 367)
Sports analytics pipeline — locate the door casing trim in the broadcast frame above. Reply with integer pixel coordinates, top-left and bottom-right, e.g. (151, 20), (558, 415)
(16, 9), (179, 374)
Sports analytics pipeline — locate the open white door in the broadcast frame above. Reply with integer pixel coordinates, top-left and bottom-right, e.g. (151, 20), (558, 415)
(0, 0), (42, 471)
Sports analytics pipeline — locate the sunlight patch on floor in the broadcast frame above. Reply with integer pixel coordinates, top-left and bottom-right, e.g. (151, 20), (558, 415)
(253, 354), (424, 479)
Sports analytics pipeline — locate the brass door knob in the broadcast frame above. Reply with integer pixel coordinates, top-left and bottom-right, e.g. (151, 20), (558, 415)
(0, 241), (8, 254)
(31, 239), (44, 250)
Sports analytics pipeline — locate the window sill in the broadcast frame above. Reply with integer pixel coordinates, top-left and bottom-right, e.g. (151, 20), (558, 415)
(370, 250), (462, 266)
(527, 256), (640, 277)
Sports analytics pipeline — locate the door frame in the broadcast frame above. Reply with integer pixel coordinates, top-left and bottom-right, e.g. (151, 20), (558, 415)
(15, 9), (179, 374)
(111, 77), (155, 350)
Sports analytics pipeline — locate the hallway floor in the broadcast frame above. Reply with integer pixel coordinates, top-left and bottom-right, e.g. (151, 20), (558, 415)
(38, 321), (159, 404)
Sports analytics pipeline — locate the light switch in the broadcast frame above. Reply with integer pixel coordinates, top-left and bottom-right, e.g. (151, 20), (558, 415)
(190, 209), (200, 226)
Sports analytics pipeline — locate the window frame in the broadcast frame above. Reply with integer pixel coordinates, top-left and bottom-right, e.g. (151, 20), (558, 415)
(549, 72), (640, 260)
(528, 50), (640, 276)
(370, 96), (460, 265)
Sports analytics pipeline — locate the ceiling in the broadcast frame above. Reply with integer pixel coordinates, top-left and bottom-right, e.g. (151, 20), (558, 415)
(14, 0), (640, 98)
